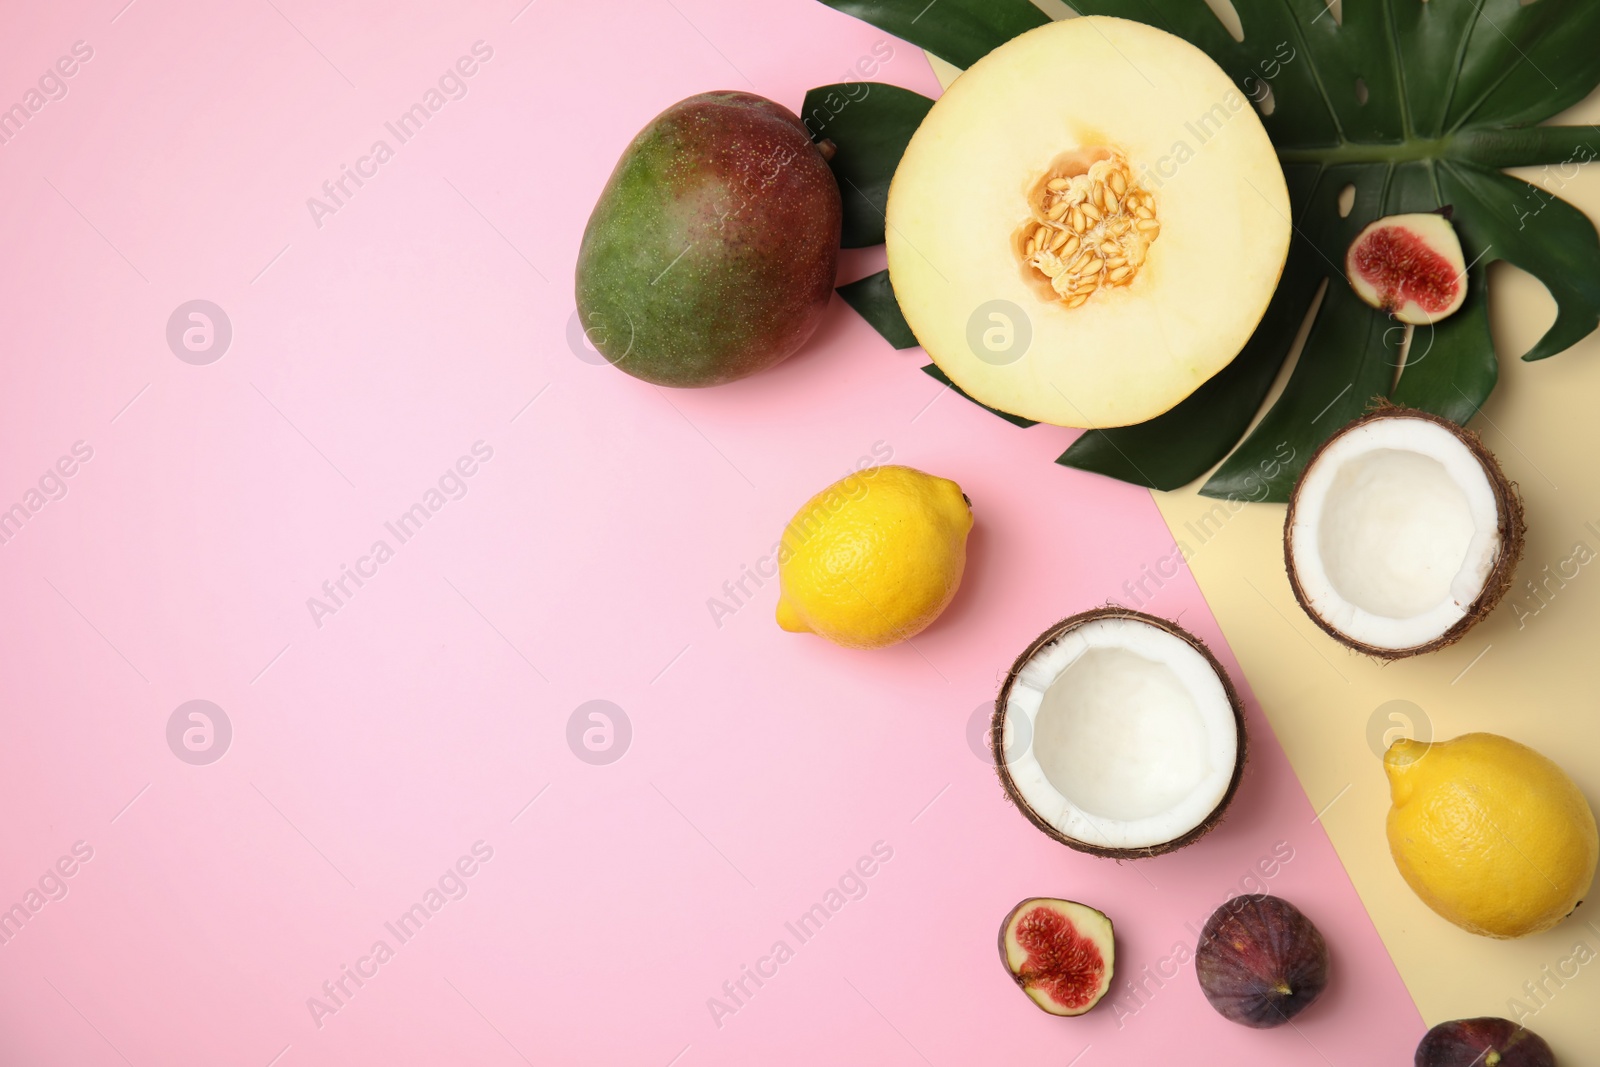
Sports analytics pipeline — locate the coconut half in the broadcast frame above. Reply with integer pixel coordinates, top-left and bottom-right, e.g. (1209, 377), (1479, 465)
(1285, 408), (1524, 659)
(993, 608), (1246, 858)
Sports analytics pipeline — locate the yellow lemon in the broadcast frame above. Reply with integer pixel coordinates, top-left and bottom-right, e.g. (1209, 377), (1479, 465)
(775, 465), (972, 649)
(1385, 732), (1598, 938)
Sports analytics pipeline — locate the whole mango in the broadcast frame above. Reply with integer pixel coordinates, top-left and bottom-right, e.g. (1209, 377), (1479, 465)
(575, 91), (841, 387)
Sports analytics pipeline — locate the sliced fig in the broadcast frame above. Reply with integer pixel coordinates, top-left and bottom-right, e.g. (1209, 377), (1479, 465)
(1415, 1017), (1556, 1067)
(998, 898), (1114, 1016)
(1195, 894), (1328, 1028)
(1346, 211), (1467, 325)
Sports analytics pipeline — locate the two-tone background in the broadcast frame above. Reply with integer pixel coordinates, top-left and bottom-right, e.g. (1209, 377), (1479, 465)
(1, 0), (1595, 1062)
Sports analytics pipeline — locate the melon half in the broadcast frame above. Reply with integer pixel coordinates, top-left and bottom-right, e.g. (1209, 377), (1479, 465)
(886, 16), (1292, 428)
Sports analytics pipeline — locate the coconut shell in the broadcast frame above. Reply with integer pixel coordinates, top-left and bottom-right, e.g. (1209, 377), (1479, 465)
(1282, 405), (1526, 660)
(990, 606), (1248, 859)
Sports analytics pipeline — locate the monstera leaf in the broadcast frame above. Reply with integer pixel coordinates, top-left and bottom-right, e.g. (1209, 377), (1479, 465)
(803, 82), (932, 246)
(815, 0), (1600, 500)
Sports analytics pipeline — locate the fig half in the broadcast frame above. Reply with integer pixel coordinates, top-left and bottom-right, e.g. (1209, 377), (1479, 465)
(1346, 211), (1467, 325)
(1415, 1017), (1556, 1067)
(998, 898), (1115, 1017)
(1195, 894), (1328, 1028)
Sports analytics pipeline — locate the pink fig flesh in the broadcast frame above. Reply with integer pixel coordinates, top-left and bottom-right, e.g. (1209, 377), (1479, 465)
(1415, 1017), (1556, 1067)
(998, 898), (1115, 1016)
(1346, 212), (1467, 325)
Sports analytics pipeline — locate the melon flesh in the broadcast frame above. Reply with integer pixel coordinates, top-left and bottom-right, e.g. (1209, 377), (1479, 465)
(887, 16), (1292, 428)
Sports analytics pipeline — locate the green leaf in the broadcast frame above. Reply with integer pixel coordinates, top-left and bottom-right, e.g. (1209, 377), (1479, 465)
(1058, 162), (1323, 490)
(1427, 1), (1600, 131)
(1453, 126), (1600, 168)
(815, 0), (1048, 70)
(838, 270), (920, 348)
(1201, 160), (1436, 500)
(1387, 266), (1494, 425)
(802, 83), (933, 247)
(821, 0), (1600, 498)
(1438, 161), (1600, 362)
(921, 364), (1037, 428)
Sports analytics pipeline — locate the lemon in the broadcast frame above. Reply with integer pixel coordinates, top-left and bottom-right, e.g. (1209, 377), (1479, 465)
(775, 465), (972, 649)
(1384, 732), (1598, 938)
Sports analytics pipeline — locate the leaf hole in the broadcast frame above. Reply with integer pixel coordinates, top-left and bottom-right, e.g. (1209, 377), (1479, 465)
(1034, 0), (1079, 19)
(1250, 278), (1331, 440)
(1391, 323), (1417, 391)
(1199, 0), (1245, 42)
(1355, 77), (1369, 105)
(1490, 260), (1558, 359)
(1338, 184), (1356, 218)
(1254, 82), (1277, 117)
(1319, 0), (1344, 24)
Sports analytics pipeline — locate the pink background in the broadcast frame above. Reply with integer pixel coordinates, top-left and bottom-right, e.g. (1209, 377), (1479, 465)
(0, 0), (1422, 1062)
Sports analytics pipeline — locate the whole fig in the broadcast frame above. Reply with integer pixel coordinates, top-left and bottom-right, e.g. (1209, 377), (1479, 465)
(1415, 1017), (1555, 1067)
(1195, 894), (1328, 1028)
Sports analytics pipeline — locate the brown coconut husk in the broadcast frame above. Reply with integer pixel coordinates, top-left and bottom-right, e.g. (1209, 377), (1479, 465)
(1282, 405), (1526, 661)
(990, 606), (1248, 860)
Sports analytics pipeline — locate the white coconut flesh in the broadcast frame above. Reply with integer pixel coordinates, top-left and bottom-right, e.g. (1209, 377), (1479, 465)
(1003, 617), (1239, 850)
(1289, 416), (1503, 652)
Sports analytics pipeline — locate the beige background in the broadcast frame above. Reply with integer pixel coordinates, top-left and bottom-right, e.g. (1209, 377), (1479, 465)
(1148, 96), (1600, 1049)
(930, 43), (1600, 1051)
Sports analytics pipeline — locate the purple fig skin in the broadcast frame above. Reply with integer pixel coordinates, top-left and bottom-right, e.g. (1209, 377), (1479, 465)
(1195, 894), (1329, 1028)
(1415, 1018), (1556, 1067)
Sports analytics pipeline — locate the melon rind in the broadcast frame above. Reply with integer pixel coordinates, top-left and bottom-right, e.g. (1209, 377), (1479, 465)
(887, 16), (1292, 428)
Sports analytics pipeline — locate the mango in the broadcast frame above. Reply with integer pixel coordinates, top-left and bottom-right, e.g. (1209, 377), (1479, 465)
(575, 92), (841, 387)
